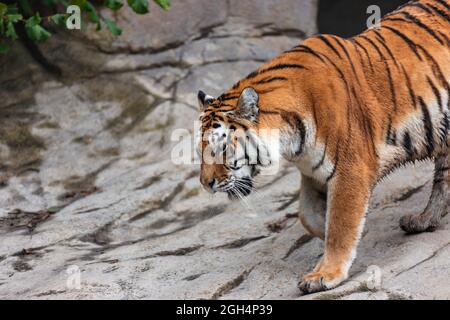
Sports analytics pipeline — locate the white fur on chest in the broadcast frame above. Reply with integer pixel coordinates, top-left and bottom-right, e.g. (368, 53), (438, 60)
(294, 142), (334, 185)
(279, 119), (334, 185)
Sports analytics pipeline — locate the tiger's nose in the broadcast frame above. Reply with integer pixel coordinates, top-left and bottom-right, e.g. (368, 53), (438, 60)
(201, 177), (216, 193)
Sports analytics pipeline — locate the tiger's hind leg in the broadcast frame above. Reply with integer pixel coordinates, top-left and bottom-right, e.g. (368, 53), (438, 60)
(298, 175), (326, 240)
(400, 147), (449, 234)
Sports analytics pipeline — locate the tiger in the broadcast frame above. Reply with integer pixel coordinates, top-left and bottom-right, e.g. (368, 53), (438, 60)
(196, 0), (450, 294)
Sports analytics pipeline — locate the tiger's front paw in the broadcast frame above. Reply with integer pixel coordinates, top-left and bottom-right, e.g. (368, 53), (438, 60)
(298, 270), (346, 294)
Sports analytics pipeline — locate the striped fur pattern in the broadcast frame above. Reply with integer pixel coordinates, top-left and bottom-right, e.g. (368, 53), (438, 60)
(197, 0), (450, 294)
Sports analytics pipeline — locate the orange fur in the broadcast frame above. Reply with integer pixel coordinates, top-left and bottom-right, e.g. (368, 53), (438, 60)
(197, 0), (450, 294)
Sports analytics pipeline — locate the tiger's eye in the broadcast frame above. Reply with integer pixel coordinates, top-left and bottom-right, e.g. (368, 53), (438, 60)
(213, 123), (221, 128)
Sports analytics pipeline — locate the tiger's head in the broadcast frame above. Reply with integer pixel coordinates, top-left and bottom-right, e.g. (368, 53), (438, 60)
(196, 87), (269, 200)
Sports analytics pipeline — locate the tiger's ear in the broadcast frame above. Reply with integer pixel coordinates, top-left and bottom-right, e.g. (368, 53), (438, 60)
(197, 90), (214, 110)
(237, 87), (259, 122)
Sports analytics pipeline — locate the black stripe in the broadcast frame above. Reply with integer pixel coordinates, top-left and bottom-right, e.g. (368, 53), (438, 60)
(350, 40), (368, 72)
(314, 51), (354, 145)
(359, 35), (384, 59)
(286, 45), (327, 63)
(311, 100), (319, 131)
(313, 136), (328, 171)
(439, 112), (449, 143)
(385, 16), (445, 47)
(416, 46), (450, 93)
(316, 35), (343, 59)
(241, 134), (260, 166)
(360, 35), (398, 111)
(418, 97), (434, 155)
(315, 50), (350, 91)
(212, 108), (233, 114)
(391, 128), (397, 146)
(382, 26), (422, 61)
(280, 112), (306, 156)
(427, 77), (443, 112)
(437, 166), (450, 172)
(245, 71), (258, 79)
(326, 142), (339, 182)
(398, 12), (444, 45)
(219, 95), (240, 102)
(437, 0), (450, 12)
(372, 30), (399, 65)
(245, 63), (307, 80)
(331, 36), (358, 78)
(437, 30), (450, 48)
(425, 2), (450, 24)
(263, 63), (307, 73)
(409, 2), (433, 14)
(353, 39), (374, 72)
(386, 117), (396, 145)
(254, 76), (288, 85)
(351, 86), (377, 156)
(402, 131), (414, 158)
(400, 65), (417, 108)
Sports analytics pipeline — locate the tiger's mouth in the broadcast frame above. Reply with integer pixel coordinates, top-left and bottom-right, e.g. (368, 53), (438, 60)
(222, 177), (253, 200)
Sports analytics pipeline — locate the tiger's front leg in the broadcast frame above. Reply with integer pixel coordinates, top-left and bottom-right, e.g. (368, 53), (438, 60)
(298, 164), (373, 294)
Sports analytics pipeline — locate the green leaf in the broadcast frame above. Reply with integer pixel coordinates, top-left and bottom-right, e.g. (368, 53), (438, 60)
(47, 207), (60, 214)
(105, 0), (123, 11)
(6, 5), (20, 15)
(71, 0), (87, 10)
(7, 14), (23, 23)
(127, 0), (148, 14)
(0, 3), (7, 18)
(85, 1), (101, 30)
(42, 0), (60, 6)
(26, 13), (41, 25)
(104, 18), (122, 36)
(85, 2), (100, 30)
(0, 42), (9, 53)
(18, 0), (33, 16)
(5, 22), (17, 40)
(49, 13), (66, 25)
(25, 14), (52, 41)
(154, 0), (169, 10)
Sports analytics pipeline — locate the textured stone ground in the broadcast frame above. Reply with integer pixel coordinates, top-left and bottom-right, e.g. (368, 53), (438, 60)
(0, 0), (448, 299)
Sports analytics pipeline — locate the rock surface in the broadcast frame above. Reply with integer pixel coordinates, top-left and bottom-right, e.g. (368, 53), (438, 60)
(0, 0), (449, 300)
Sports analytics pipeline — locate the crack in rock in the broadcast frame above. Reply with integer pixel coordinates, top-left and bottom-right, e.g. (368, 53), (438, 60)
(213, 235), (269, 249)
(277, 192), (299, 211)
(266, 212), (299, 233)
(182, 273), (206, 281)
(211, 266), (255, 300)
(153, 245), (203, 257)
(129, 182), (185, 222)
(136, 245), (204, 260)
(283, 234), (313, 260)
(395, 241), (450, 277)
(394, 183), (426, 202)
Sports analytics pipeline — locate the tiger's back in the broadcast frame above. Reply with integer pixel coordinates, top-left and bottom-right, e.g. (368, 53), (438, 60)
(217, 0), (450, 180)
